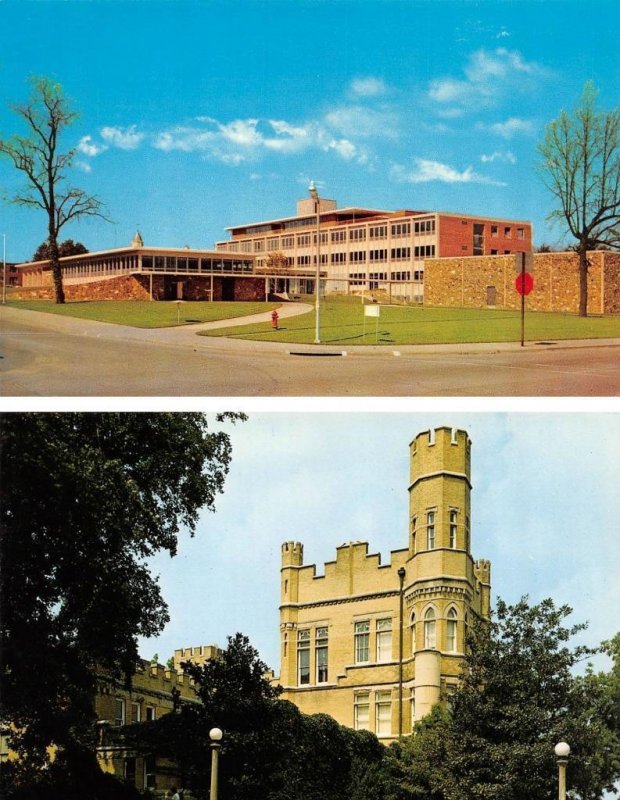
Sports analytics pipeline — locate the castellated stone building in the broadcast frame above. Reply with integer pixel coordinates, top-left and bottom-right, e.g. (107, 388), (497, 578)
(279, 427), (491, 742)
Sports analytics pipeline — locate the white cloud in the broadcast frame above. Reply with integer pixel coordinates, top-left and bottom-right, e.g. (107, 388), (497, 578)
(350, 76), (388, 97)
(391, 157), (506, 186)
(100, 125), (145, 150)
(324, 105), (399, 139)
(481, 150), (517, 164)
(484, 117), (534, 138)
(75, 159), (93, 173)
(77, 135), (107, 157)
(428, 48), (546, 113)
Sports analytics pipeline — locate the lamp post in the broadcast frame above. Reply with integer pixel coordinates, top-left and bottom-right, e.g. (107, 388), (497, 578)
(308, 180), (321, 344)
(555, 741), (570, 800)
(398, 566), (406, 738)
(209, 727), (223, 800)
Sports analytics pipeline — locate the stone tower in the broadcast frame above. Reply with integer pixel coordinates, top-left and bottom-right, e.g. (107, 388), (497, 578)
(278, 427), (491, 739)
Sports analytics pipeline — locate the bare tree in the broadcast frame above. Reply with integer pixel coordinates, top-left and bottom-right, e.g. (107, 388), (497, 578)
(0, 77), (108, 303)
(538, 82), (620, 316)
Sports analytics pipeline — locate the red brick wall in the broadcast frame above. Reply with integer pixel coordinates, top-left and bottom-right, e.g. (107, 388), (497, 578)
(437, 215), (532, 258)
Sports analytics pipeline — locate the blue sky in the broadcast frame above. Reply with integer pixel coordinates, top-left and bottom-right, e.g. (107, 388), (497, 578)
(138, 413), (620, 674)
(1, 0), (619, 262)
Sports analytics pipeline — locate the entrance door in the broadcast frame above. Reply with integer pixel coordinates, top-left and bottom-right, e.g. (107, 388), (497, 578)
(486, 285), (496, 306)
(222, 277), (235, 301)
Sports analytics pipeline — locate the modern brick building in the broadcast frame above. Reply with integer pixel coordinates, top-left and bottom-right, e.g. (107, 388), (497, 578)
(278, 427), (491, 743)
(217, 194), (532, 301)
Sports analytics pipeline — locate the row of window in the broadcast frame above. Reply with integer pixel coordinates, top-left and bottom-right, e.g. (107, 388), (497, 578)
(411, 510), (470, 551)
(295, 609), (462, 685)
(141, 256), (254, 273)
(490, 224), (525, 239)
(353, 683), (455, 735)
(114, 697), (156, 726)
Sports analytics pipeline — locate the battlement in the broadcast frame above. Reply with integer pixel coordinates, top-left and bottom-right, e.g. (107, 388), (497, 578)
(173, 644), (221, 672)
(282, 541), (304, 567)
(283, 540), (409, 604)
(410, 427), (471, 486)
(474, 559), (491, 583)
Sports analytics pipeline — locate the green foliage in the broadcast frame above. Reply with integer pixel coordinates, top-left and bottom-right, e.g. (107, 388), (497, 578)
(0, 412), (245, 789)
(387, 597), (619, 800)
(127, 633), (387, 800)
(32, 239), (89, 261)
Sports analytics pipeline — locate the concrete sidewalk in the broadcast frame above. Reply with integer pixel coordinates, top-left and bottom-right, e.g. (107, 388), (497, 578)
(2, 303), (620, 357)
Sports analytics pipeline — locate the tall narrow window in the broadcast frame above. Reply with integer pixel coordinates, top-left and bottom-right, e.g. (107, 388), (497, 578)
(375, 691), (392, 736)
(114, 698), (125, 727)
(411, 515), (417, 552)
(129, 701), (141, 723)
(354, 620), (370, 663)
(427, 511), (435, 549)
(424, 608), (436, 649)
(466, 515), (470, 551)
(447, 608), (458, 652)
(145, 705), (156, 722)
(316, 626), (328, 683)
(410, 688), (416, 725)
(297, 629), (310, 685)
(354, 692), (370, 731)
(410, 613), (416, 653)
(376, 618), (393, 662)
(449, 510), (458, 548)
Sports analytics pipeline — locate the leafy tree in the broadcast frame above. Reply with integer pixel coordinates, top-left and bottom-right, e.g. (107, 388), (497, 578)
(0, 76), (108, 303)
(32, 238), (89, 262)
(0, 412), (244, 793)
(264, 251), (291, 271)
(127, 632), (387, 800)
(387, 598), (619, 800)
(538, 82), (620, 316)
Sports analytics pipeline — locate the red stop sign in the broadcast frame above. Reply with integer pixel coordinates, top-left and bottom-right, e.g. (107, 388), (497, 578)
(515, 272), (534, 296)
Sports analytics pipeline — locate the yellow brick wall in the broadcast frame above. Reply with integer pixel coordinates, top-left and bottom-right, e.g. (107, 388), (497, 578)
(279, 427), (491, 742)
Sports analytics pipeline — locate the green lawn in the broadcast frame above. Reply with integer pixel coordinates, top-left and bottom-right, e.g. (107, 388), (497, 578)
(5, 299), (279, 329)
(199, 295), (620, 345)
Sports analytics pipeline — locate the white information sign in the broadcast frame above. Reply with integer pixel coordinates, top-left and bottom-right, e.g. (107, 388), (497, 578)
(364, 304), (380, 317)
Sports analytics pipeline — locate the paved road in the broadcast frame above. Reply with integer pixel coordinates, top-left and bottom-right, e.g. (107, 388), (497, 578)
(1, 306), (619, 396)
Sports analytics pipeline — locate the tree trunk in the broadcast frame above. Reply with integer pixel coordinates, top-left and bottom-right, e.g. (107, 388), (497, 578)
(578, 243), (588, 317)
(48, 235), (65, 304)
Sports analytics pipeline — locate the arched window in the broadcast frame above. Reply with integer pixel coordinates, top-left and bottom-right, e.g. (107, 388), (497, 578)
(446, 608), (458, 652)
(424, 607), (436, 649)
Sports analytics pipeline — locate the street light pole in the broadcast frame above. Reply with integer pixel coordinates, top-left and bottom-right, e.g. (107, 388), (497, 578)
(309, 180), (321, 344)
(209, 727), (223, 800)
(2, 233), (6, 305)
(398, 566), (406, 738)
(555, 741), (570, 800)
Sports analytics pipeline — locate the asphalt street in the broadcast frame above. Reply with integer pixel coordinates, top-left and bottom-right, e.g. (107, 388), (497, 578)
(1, 306), (619, 397)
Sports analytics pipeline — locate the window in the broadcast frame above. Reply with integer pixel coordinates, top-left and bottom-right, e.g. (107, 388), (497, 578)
(424, 608), (436, 649)
(297, 255), (311, 266)
(466, 515), (470, 551)
(375, 691), (392, 736)
(297, 629), (310, 685)
(410, 613), (416, 652)
(390, 247), (411, 260)
(281, 235), (294, 248)
(355, 620), (370, 663)
(449, 510), (458, 548)
(114, 698), (125, 727)
(129, 701), (141, 724)
(370, 224), (387, 239)
(124, 757), (136, 784)
(267, 237), (280, 251)
(414, 219), (435, 234)
(349, 227), (366, 241)
(331, 252), (346, 264)
(370, 249), (387, 261)
(391, 271), (411, 281)
(145, 705), (156, 722)
(349, 251), (367, 263)
(517, 227), (525, 240)
(297, 234), (311, 247)
(253, 239), (264, 252)
(316, 626), (328, 683)
(411, 515), (417, 552)
(331, 229), (346, 243)
(414, 244), (436, 258)
(491, 224), (499, 238)
(144, 755), (157, 790)
(410, 689), (416, 724)
(427, 511), (435, 549)
(354, 692), (370, 730)
(376, 618), (393, 662)
(504, 226), (512, 238)
(349, 273), (367, 286)
(447, 608), (458, 652)
(391, 222), (411, 237)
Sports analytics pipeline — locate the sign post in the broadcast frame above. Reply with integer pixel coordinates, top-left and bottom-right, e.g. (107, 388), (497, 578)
(364, 303), (380, 344)
(515, 254), (534, 347)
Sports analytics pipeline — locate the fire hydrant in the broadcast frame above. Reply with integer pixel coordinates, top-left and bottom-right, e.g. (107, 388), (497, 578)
(271, 309), (279, 330)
